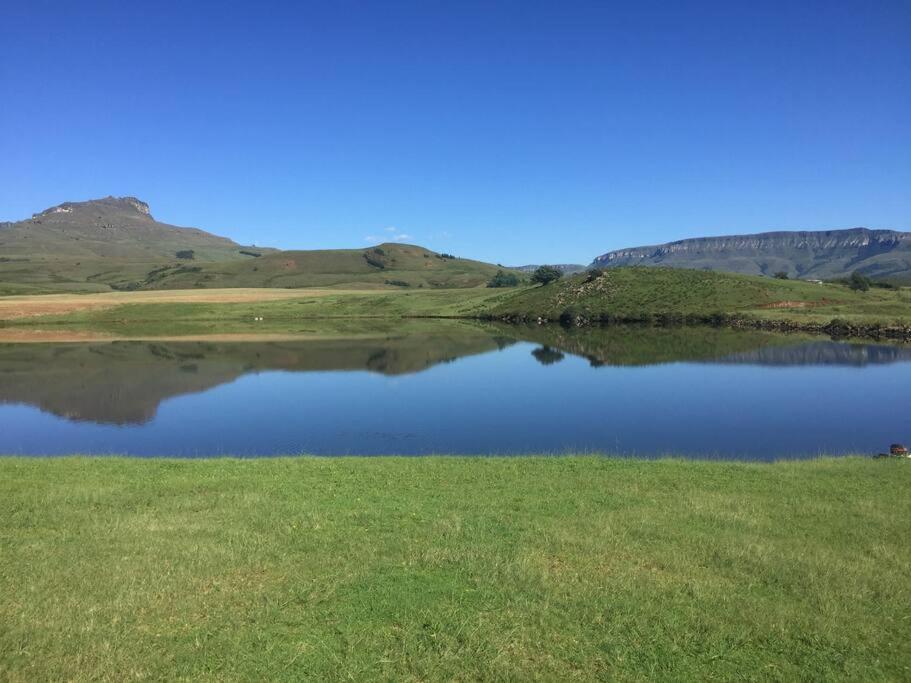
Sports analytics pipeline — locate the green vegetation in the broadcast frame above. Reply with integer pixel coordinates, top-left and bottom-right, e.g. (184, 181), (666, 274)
(0, 456), (908, 681)
(0, 197), (270, 293)
(850, 270), (873, 292)
(2, 289), (515, 337)
(4, 267), (911, 339)
(137, 244), (508, 290)
(0, 198), (517, 292)
(486, 269), (521, 288)
(488, 267), (911, 327)
(530, 265), (564, 285)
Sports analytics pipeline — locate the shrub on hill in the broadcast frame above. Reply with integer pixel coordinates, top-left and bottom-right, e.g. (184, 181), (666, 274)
(531, 266), (563, 286)
(487, 270), (520, 288)
(849, 271), (872, 292)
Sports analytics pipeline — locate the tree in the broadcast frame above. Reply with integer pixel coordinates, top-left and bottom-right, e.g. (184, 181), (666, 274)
(849, 270), (871, 292)
(531, 265), (563, 286)
(175, 250), (195, 260)
(487, 270), (520, 288)
(773, 271), (789, 279)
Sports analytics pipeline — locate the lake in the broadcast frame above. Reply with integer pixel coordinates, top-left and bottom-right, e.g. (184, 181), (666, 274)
(0, 321), (907, 459)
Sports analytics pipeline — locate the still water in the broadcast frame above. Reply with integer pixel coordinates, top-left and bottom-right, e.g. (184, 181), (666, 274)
(0, 322), (908, 459)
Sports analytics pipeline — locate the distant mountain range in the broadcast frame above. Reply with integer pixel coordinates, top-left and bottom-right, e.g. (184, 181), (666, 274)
(592, 228), (911, 282)
(3, 197), (910, 291)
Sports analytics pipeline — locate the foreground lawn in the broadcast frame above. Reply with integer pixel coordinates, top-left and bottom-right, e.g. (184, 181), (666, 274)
(1, 457), (909, 681)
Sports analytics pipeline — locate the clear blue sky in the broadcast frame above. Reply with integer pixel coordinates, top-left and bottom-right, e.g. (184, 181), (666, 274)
(2, 1), (909, 264)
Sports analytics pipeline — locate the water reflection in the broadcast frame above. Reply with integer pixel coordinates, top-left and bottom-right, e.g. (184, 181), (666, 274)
(0, 322), (909, 459)
(0, 321), (513, 424)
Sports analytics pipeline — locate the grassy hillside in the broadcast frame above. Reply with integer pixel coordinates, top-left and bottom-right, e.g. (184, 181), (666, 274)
(140, 243), (510, 290)
(0, 196), (262, 262)
(488, 267), (911, 326)
(0, 196), (271, 293)
(1, 457), (908, 681)
(1, 198), (511, 292)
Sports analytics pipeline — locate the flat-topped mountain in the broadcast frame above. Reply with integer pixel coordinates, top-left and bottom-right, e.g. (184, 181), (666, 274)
(1, 196), (267, 262)
(592, 228), (911, 281)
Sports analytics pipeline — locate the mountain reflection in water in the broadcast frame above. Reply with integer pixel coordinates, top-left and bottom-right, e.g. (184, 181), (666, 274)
(0, 321), (911, 460)
(1, 323), (908, 428)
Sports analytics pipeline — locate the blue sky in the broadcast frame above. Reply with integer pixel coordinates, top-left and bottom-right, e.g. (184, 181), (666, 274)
(2, 1), (909, 264)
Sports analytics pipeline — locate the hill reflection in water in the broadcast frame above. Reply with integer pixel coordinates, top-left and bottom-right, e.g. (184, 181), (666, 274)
(0, 322), (908, 429)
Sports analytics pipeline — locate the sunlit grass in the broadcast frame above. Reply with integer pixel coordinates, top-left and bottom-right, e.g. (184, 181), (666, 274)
(1, 456), (908, 681)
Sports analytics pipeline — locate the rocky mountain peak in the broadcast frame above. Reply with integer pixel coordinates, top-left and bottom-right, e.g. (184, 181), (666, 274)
(32, 196), (152, 220)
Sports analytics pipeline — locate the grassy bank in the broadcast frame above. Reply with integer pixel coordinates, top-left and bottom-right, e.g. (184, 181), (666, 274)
(1, 457), (908, 681)
(489, 267), (911, 327)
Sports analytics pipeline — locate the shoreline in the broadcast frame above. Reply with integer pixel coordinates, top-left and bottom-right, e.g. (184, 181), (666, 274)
(481, 312), (911, 343)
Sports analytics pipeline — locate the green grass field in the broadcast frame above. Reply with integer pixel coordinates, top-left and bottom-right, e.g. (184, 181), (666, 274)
(5, 268), (911, 340)
(0, 288), (515, 337)
(1, 456), (908, 681)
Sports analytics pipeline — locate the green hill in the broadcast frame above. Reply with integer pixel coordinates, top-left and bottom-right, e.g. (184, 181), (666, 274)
(0, 197), (510, 292)
(138, 243), (507, 290)
(487, 266), (911, 326)
(0, 196), (271, 293)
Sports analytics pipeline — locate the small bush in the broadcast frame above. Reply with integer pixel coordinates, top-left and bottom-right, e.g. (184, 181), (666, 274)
(384, 279), (410, 287)
(487, 270), (520, 288)
(774, 271), (789, 280)
(849, 271), (871, 292)
(175, 250), (195, 260)
(531, 266), (563, 286)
